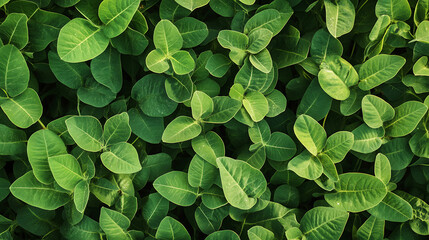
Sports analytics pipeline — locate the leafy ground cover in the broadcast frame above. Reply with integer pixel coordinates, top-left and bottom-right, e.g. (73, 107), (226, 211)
(1, 0), (429, 239)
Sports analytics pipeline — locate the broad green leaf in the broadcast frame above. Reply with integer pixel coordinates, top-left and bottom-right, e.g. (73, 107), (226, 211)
(61, 215), (102, 240)
(415, 21), (429, 44)
(195, 205), (228, 234)
(156, 216), (191, 240)
(10, 171), (69, 210)
(288, 150), (323, 180)
(323, 131), (354, 163)
(204, 96), (242, 124)
(27, 129), (67, 184)
(324, 0), (355, 38)
(131, 74), (177, 117)
(154, 171), (198, 206)
(374, 153), (391, 185)
(174, 0), (209, 11)
(356, 215), (385, 240)
(362, 95), (395, 128)
(114, 194), (137, 220)
(248, 226), (274, 240)
(90, 178), (120, 206)
(57, 18), (109, 63)
(103, 112), (131, 146)
(415, 0), (429, 26)
(265, 132), (296, 161)
(142, 193), (169, 229)
(216, 157), (267, 210)
(128, 108), (164, 144)
(66, 116), (103, 152)
(0, 178), (10, 202)
(205, 230), (240, 240)
(413, 56), (429, 76)
(48, 50), (89, 89)
(340, 87), (368, 116)
(146, 49), (169, 73)
(0, 13), (28, 49)
(247, 28), (273, 54)
(90, 46), (122, 93)
(294, 114), (327, 156)
(74, 180), (90, 213)
(0, 124), (26, 155)
(169, 50), (195, 75)
(201, 185), (228, 209)
(310, 29), (343, 64)
(188, 155), (218, 189)
(266, 89), (287, 117)
(246, 201), (290, 224)
(385, 101), (428, 137)
(297, 80), (332, 121)
(300, 207), (348, 240)
(165, 74), (194, 103)
(325, 173), (387, 212)
(271, 27), (310, 68)
(369, 15), (391, 41)
(0, 44), (29, 97)
(234, 59), (274, 92)
(1, 88), (42, 128)
(77, 77), (116, 108)
(111, 27), (149, 56)
(48, 154), (84, 191)
(15, 205), (55, 236)
(318, 153), (339, 182)
(154, 19), (183, 56)
(380, 137), (414, 170)
(376, 0), (411, 21)
(367, 192), (413, 222)
(162, 116), (201, 143)
(175, 17), (208, 48)
(99, 207), (130, 240)
(358, 54), (406, 91)
(98, 0), (140, 38)
(351, 124), (384, 153)
(217, 30), (248, 51)
(191, 131), (225, 166)
(244, 9), (287, 36)
(100, 142), (141, 174)
(205, 54), (231, 78)
(243, 91), (269, 122)
(249, 48), (273, 73)
(318, 56), (358, 100)
(410, 129), (429, 158)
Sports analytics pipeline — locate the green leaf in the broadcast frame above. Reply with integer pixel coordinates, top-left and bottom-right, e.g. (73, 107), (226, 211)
(247, 28), (273, 54)
(310, 29), (343, 64)
(27, 129), (67, 184)
(325, 173), (387, 212)
(362, 95), (395, 128)
(10, 171), (69, 210)
(195, 205), (228, 234)
(154, 171), (198, 206)
(74, 180), (90, 213)
(0, 13), (28, 49)
(318, 56), (358, 100)
(234, 59), (274, 93)
(205, 54), (231, 78)
(131, 74), (177, 117)
(297, 80), (332, 121)
(188, 155), (218, 189)
(415, 21), (429, 44)
(318, 153), (339, 182)
(77, 77), (116, 108)
(358, 54), (406, 91)
(367, 192), (413, 222)
(356, 215), (385, 240)
(101, 142), (141, 174)
(205, 230), (240, 240)
(48, 154), (84, 191)
(103, 112), (131, 146)
(216, 157), (267, 210)
(217, 30), (249, 51)
(413, 56), (429, 76)
(201, 185), (228, 209)
(375, 0), (411, 21)
(162, 116), (201, 143)
(0, 178), (10, 202)
(165, 74), (194, 103)
(244, 9), (287, 36)
(98, 0), (140, 38)
(61, 215), (102, 240)
(1, 88), (43, 128)
(57, 18), (109, 63)
(294, 114), (327, 156)
(385, 101), (428, 137)
(265, 132), (296, 161)
(142, 193), (169, 229)
(243, 91), (269, 122)
(288, 150), (323, 180)
(246, 201), (290, 224)
(248, 226), (274, 240)
(48, 50), (89, 89)
(146, 49), (169, 73)
(66, 116), (103, 152)
(191, 131), (225, 166)
(204, 96), (242, 124)
(0, 44), (29, 97)
(351, 124), (384, 154)
(300, 207), (348, 240)
(322, 131), (354, 163)
(128, 108), (164, 144)
(156, 216), (191, 240)
(169, 50), (195, 75)
(380, 137), (414, 170)
(266, 89), (287, 117)
(175, 17), (208, 48)
(374, 153), (391, 185)
(90, 46), (122, 93)
(0, 124), (26, 156)
(154, 19), (183, 56)
(249, 48), (273, 73)
(410, 129), (429, 158)
(324, 0), (355, 38)
(99, 207), (130, 240)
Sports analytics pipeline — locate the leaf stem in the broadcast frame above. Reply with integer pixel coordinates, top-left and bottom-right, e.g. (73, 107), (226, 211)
(239, 217), (246, 236)
(322, 112), (328, 128)
(131, 136), (139, 145)
(77, 97), (81, 116)
(38, 119), (46, 129)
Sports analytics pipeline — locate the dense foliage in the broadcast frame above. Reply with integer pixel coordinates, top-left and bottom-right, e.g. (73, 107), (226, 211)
(1, 0), (429, 239)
